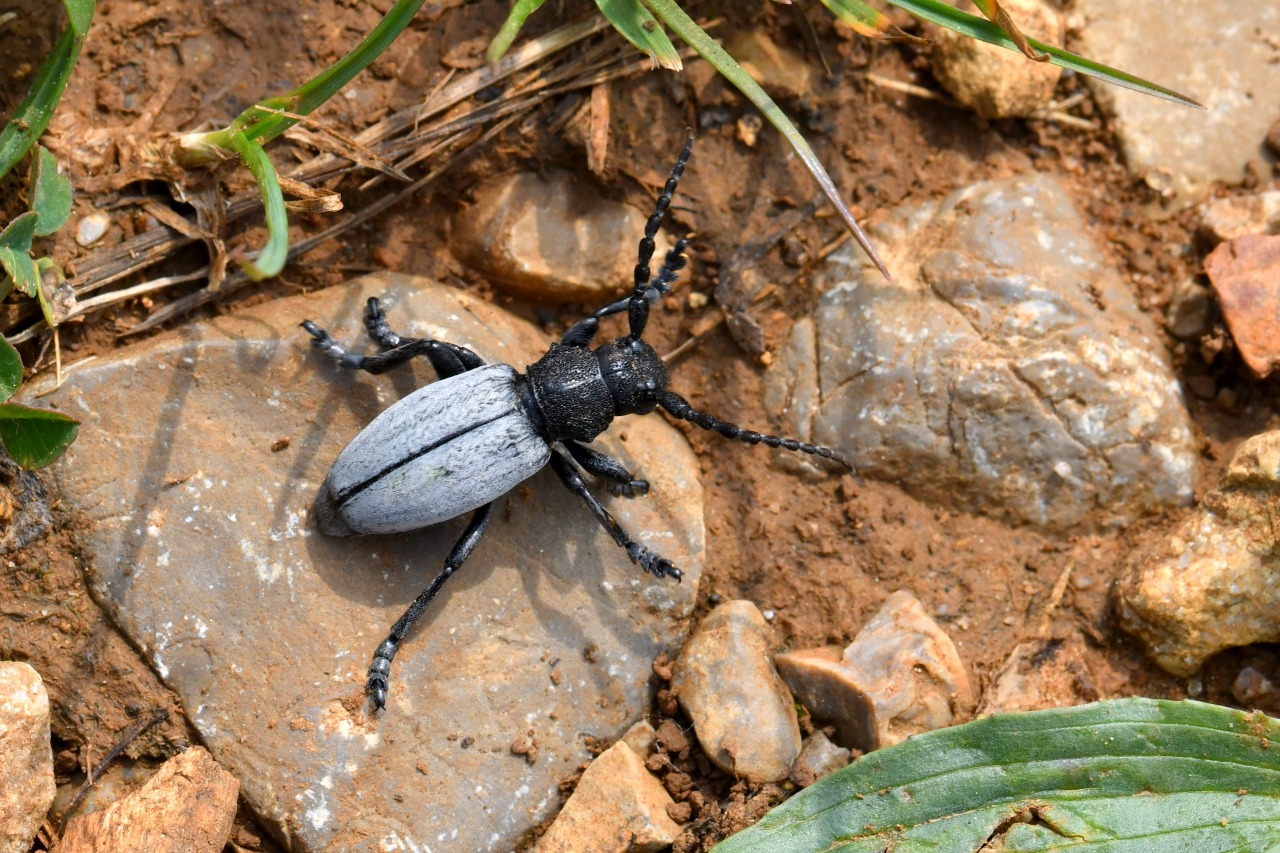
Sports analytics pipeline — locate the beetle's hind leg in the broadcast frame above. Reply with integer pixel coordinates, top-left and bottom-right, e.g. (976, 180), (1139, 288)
(549, 450), (681, 581)
(363, 297), (407, 350)
(301, 316), (485, 378)
(564, 441), (649, 498)
(366, 502), (494, 711)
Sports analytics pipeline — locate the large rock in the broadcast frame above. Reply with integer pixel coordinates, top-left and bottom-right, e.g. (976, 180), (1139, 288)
(25, 273), (705, 852)
(768, 173), (1197, 528)
(671, 601), (801, 782)
(1117, 431), (1280, 676)
(451, 171), (673, 303)
(1073, 1), (1280, 200)
(0, 663), (54, 853)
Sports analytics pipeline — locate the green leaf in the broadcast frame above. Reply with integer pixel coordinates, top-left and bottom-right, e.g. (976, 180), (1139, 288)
(30, 146), (73, 236)
(0, 402), (79, 469)
(487, 0), (549, 63)
(596, 0), (682, 71)
(642, 0), (890, 280)
(713, 699), (1280, 853)
(0, 212), (41, 297)
(0, 339), (23, 403)
(0, 1), (96, 180)
(816, 0), (893, 37)
(225, 132), (289, 280)
(63, 0), (95, 37)
(882, 0), (1204, 109)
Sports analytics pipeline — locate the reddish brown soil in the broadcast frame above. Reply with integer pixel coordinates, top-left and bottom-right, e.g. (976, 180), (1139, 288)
(1, 1), (1277, 850)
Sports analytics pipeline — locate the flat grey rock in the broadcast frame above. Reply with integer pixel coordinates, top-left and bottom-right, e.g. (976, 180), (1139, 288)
(28, 273), (704, 852)
(1074, 0), (1280, 200)
(768, 174), (1197, 528)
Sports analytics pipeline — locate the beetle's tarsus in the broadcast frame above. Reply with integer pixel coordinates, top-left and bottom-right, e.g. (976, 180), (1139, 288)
(364, 297), (404, 350)
(608, 478), (649, 498)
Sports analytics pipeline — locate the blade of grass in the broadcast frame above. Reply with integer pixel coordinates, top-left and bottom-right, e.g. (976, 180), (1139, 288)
(884, 0), (1204, 108)
(642, 0), (891, 280)
(595, 0), (682, 70)
(223, 132), (289, 280)
(487, 0), (549, 63)
(970, 0), (1048, 60)
(815, 0), (892, 37)
(0, 0), (96, 180)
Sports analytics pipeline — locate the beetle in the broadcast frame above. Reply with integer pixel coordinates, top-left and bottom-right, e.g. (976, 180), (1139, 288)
(301, 133), (851, 710)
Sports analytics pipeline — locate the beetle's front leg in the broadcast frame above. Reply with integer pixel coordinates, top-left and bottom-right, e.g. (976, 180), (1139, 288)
(563, 441), (649, 498)
(548, 451), (681, 581)
(367, 502), (494, 710)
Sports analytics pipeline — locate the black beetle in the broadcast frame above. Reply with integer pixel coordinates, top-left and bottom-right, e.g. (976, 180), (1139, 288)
(302, 133), (850, 709)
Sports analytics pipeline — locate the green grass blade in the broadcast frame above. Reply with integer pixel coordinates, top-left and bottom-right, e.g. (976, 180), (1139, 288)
(816, 0), (891, 37)
(642, 0), (890, 280)
(225, 0), (426, 144)
(713, 699), (1280, 853)
(0, 339), (23, 403)
(225, 133), (289, 280)
(487, 0), (549, 63)
(0, 401), (80, 469)
(883, 0), (1204, 108)
(596, 0), (682, 70)
(30, 146), (73, 237)
(0, 1), (96, 180)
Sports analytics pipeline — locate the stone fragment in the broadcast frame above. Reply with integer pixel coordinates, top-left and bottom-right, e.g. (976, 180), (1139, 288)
(451, 171), (672, 303)
(1116, 431), (1280, 676)
(75, 211), (109, 247)
(0, 457), (52, 553)
(1233, 666), (1280, 712)
(1268, 118), (1280, 158)
(1199, 190), (1280, 243)
(976, 635), (1121, 716)
(536, 742), (681, 853)
(724, 31), (813, 101)
(58, 748), (238, 853)
(1163, 277), (1215, 341)
(930, 0), (1063, 118)
(671, 600), (801, 781)
(788, 732), (850, 788)
(768, 173), (1197, 528)
(1073, 1), (1280, 200)
(776, 591), (971, 752)
(25, 273), (704, 852)
(621, 719), (657, 757)
(1204, 234), (1280, 378)
(0, 663), (54, 853)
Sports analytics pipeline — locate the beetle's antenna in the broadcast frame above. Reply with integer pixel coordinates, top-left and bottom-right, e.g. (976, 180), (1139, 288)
(628, 130), (694, 341)
(657, 390), (853, 470)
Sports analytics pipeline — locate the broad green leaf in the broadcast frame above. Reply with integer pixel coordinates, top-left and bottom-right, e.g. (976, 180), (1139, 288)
(714, 699), (1280, 853)
(0, 211), (39, 253)
(883, 0), (1203, 108)
(0, 402), (79, 469)
(596, 0), (682, 71)
(30, 146), (73, 236)
(642, 0), (891, 280)
(0, 339), (23, 403)
(225, 132), (289, 280)
(0, 1), (96, 180)
(487, 0), (549, 63)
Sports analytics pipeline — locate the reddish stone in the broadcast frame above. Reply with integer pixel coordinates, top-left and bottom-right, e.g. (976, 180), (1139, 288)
(1205, 234), (1280, 378)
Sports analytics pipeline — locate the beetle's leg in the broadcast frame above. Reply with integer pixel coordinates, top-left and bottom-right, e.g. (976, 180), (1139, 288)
(366, 502), (494, 711)
(301, 320), (485, 378)
(548, 451), (681, 582)
(560, 238), (690, 348)
(363, 297), (407, 350)
(564, 441), (649, 498)
(657, 390), (855, 471)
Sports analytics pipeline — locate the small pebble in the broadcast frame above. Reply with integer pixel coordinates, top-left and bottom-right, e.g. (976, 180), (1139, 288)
(75, 212), (109, 247)
(789, 731), (850, 788)
(0, 663), (54, 853)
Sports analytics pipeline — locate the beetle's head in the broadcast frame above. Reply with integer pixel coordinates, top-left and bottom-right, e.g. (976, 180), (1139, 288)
(595, 336), (670, 416)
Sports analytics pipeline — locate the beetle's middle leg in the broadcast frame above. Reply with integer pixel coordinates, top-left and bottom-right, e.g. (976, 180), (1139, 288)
(302, 317), (484, 378)
(563, 441), (649, 498)
(366, 501), (494, 711)
(548, 451), (682, 582)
